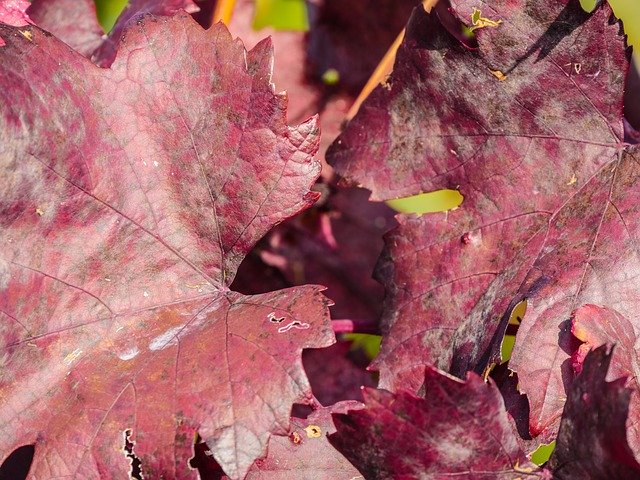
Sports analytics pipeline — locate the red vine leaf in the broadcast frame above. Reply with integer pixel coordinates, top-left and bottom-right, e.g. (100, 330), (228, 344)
(193, 403), (364, 479)
(329, 366), (538, 479)
(27, 0), (104, 56)
(0, 0), (31, 45)
(27, 0), (199, 65)
(549, 344), (640, 478)
(327, 0), (635, 443)
(571, 305), (640, 458)
(0, 13), (331, 479)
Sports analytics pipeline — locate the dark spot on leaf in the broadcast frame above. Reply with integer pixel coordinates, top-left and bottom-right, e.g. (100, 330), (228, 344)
(123, 430), (143, 480)
(0, 445), (34, 480)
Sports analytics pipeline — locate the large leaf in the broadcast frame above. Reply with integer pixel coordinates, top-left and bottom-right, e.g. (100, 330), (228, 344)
(549, 344), (640, 478)
(0, 13), (331, 479)
(327, 0), (634, 437)
(329, 366), (538, 479)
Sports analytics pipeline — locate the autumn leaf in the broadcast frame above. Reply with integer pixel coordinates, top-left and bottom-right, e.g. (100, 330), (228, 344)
(327, 0), (635, 444)
(0, 12), (331, 479)
(570, 305), (640, 459)
(329, 365), (538, 479)
(27, 0), (104, 56)
(193, 402), (364, 479)
(27, 0), (200, 65)
(549, 344), (640, 478)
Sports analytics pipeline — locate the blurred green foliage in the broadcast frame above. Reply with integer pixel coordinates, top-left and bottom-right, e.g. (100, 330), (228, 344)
(94, 0), (128, 32)
(386, 190), (463, 215)
(94, 0), (309, 33)
(343, 333), (382, 360)
(531, 441), (556, 465)
(253, 0), (308, 31)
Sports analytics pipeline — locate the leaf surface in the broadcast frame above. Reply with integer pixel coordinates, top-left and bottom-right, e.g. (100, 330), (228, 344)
(571, 305), (640, 459)
(27, 0), (103, 56)
(549, 344), (640, 478)
(193, 403), (364, 479)
(0, 13), (330, 479)
(27, 0), (199, 65)
(329, 366), (538, 479)
(0, 0), (30, 45)
(327, 0), (635, 441)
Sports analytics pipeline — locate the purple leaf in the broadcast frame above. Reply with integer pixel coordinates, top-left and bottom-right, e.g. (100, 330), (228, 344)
(329, 366), (537, 479)
(327, 0), (635, 446)
(0, 14), (331, 479)
(27, 0), (104, 56)
(549, 344), (640, 478)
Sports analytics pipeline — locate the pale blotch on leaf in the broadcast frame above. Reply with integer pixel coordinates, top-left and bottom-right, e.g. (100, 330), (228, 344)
(277, 320), (310, 334)
(489, 69), (507, 81)
(469, 8), (502, 31)
(386, 189), (463, 215)
(304, 425), (322, 438)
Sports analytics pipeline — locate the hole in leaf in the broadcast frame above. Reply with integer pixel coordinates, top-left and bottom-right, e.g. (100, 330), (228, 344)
(501, 300), (527, 363)
(189, 434), (225, 479)
(122, 429), (143, 480)
(530, 440), (556, 466)
(579, 0), (599, 12)
(386, 189), (463, 215)
(93, 0), (127, 32)
(304, 424), (322, 438)
(0, 445), (34, 480)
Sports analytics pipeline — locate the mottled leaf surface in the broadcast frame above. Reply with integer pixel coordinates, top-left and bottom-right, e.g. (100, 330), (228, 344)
(193, 403), (364, 479)
(327, 0), (635, 440)
(549, 345), (640, 479)
(0, 14), (330, 480)
(27, 0), (199, 65)
(329, 366), (539, 479)
(571, 305), (640, 459)
(27, 0), (104, 56)
(0, 0), (30, 44)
